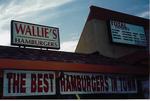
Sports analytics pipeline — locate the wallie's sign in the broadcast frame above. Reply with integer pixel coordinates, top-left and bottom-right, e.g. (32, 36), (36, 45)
(3, 70), (137, 96)
(11, 20), (60, 49)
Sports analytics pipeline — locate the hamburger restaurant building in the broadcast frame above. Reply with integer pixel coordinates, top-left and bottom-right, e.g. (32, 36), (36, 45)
(0, 6), (149, 99)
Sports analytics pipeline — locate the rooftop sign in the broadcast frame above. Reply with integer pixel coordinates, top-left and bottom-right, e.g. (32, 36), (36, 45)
(109, 20), (147, 47)
(11, 20), (60, 49)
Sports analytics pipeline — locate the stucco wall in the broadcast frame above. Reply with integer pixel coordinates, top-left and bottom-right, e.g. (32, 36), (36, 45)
(75, 19), (147, 58)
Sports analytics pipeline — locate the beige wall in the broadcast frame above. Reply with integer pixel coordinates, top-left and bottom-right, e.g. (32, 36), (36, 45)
(75, 19), (146, 58)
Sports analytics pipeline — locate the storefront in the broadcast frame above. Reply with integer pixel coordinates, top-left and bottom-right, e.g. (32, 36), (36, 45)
(0, 45), (148, 99)
(0, 5), (149, 99)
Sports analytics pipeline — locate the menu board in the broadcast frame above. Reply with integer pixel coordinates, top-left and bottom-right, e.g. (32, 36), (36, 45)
(109, 20), (147, 47)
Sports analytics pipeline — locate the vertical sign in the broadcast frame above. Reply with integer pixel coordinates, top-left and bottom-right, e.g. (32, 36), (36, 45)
(3, 70), (56, 96)
(11, 20), (60, 49)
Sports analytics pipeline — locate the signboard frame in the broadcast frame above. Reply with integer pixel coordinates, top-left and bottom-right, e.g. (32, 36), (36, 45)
(11, 20), (60, 49)
(107, 20), (147, 47)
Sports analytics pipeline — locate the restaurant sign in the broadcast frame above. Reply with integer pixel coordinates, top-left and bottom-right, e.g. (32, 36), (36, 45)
(11, 20), (60, 49)
(59, 72), (137, 94)
(3, 70), (137, 96)
(3, 70), (55, 96)
(109, 20), (147, 47)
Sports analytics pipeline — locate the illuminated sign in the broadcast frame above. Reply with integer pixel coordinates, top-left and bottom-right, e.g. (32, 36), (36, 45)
(109, 20), (147, 47)
(59, 72), (137, 94)
(3, 70), (55, 96)
(11, 20), (60, 49)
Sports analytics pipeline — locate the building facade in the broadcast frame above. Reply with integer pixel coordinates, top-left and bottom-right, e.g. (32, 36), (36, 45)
(75, 6), (149, 98)
(76, 6), (149, 59)
(0, 6), (149, 99)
